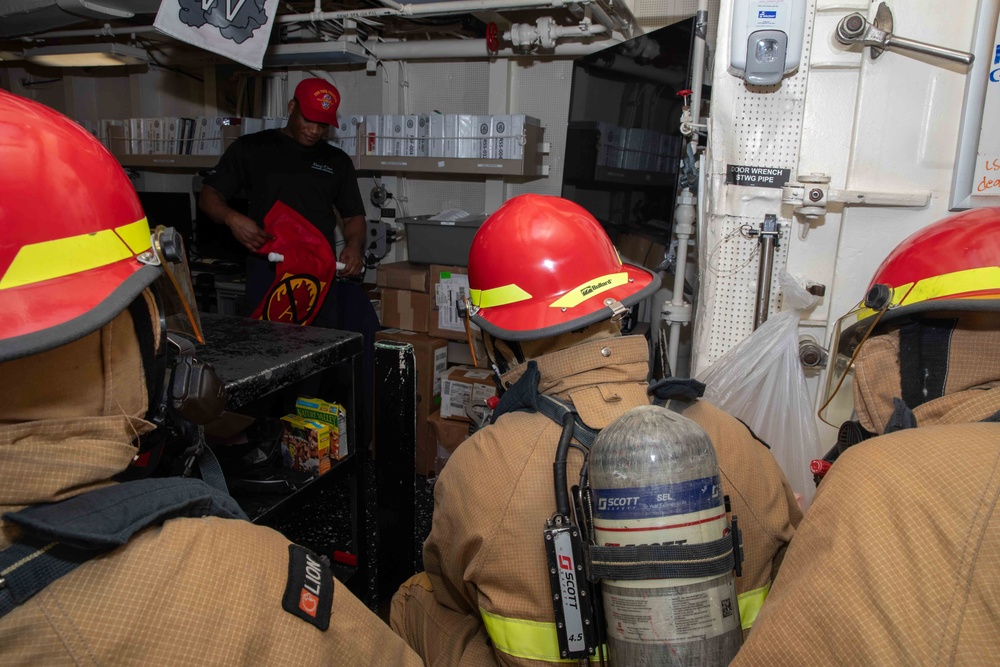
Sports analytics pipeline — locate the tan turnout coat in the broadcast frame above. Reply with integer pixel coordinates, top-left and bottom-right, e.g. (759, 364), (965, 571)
(733, 384), (1000, 666)
(391, 335), (802, 666)
(0, 308), (422, 667)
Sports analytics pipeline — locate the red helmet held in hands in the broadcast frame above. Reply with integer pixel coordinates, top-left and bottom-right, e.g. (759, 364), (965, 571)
(468, 194), (659, 341)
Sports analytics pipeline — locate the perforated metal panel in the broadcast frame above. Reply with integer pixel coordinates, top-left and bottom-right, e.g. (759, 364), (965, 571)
(391, 60), (491, 216)
(699, 1), (816, 368)
(703, 217), (789, 361)
(406, 60), (490, 113)
(363, 58), (571, 215)
(508, 59), (573, 198)
(327, 70), (384, 115)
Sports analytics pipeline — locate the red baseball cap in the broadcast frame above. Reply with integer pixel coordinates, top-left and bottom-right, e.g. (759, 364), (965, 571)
(294, 78), (340, 125)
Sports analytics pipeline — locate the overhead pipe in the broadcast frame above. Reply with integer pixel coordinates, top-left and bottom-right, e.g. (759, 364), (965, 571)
(276, 0), (573, 24)
(22, 26), (619, 62)
(369, 35), (621, 59)
(506, 19), (608, 49)
(21, 23), (158, 40)
(584, 3), (616, 33)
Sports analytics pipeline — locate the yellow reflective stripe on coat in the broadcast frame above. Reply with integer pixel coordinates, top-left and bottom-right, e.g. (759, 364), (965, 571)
(738, 583), (770, 631)
(0, 218), (152, 290)
(470, 283), (533, 309)
(480, 609), (601, 663)
(549, 272), (628, 309)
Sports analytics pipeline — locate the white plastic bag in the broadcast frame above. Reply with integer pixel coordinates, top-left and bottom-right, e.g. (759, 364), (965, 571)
(697, 272), (823, 508)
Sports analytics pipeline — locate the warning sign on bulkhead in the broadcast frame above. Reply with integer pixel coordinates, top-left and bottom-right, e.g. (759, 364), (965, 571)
(726, 164), (791, 188)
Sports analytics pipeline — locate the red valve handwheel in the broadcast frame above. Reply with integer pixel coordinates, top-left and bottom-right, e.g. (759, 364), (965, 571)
(486, 22), (500, 53)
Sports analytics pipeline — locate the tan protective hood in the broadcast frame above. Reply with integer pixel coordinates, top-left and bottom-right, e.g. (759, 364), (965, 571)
(853, 313), (1000, 433)
(0, 298), (157, 508)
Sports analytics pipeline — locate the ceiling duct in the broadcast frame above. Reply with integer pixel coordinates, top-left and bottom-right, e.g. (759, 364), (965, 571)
(25, 41), (149, 67)
(0, 0), (159, 39)
(263, 40), (370, 67)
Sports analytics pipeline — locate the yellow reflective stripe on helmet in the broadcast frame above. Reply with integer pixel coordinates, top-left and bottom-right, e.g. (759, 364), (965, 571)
(738, 583), (770, 631)
(0, 218), (152, 291)
(470, 284), (533, 309)
(480, 609), (602, 663)
(857, 266), (1000, 319)
(550, 272), (629, 309)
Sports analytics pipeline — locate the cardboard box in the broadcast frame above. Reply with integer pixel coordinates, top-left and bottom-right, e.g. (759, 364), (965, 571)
(380, 288), (430, 333)
(430, 264), (480, 341)
(295, 396), (349, 460)
(280, 414), (332, 478)
(376, 262), (430, 293)
(428, 409), (472, 475)
(375, 329), (449, 475)
(441, 365), (498, 421)
(447, 339), (488, 369)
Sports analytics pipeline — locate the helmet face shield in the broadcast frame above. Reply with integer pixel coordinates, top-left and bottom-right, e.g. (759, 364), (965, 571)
(150, 226), (204, 344)
(818, 286), (895, 427)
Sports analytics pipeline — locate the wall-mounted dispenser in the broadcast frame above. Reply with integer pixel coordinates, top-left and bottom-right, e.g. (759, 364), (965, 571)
(729, 0), (807, 85)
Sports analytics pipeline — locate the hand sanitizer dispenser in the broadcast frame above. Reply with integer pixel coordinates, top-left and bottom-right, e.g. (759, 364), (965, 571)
(730, 0), (807, 85)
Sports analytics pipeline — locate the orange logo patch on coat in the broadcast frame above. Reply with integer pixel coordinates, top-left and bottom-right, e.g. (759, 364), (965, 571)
(283, 545), (333, 630)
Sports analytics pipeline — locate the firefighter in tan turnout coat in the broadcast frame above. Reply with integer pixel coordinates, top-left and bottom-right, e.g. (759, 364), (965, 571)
(733, 208), (1000, 666)
(391, 193), (802, 666)
(0, 91), (422, 667)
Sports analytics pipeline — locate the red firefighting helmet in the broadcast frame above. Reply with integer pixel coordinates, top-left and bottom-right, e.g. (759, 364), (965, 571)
(819, 207), (1000, 424)
(0, 90), (201, 363)
(468, 194), (660, 341)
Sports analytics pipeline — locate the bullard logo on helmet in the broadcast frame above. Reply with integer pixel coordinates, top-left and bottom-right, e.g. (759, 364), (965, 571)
(581, 279), (613, 296)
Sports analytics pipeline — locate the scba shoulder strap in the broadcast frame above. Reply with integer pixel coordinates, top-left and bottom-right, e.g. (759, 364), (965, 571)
(0, 477), (247, 620)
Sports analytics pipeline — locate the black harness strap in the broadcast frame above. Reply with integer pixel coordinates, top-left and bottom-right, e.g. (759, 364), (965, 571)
(589, 535), (737, 581)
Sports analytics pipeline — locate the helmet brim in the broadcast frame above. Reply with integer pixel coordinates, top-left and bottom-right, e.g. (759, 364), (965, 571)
(0, 263), (161, 363)
(472, 263), (660, 341)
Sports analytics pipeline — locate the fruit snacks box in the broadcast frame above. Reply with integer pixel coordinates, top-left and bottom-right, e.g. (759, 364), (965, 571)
(280, 414), (332, 477)
(295, 397), (349, 459)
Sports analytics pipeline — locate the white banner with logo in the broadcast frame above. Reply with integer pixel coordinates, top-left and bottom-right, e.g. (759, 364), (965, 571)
(154, 0), (280, 71)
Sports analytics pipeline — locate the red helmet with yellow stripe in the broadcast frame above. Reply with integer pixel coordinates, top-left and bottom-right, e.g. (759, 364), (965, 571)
(0, 91), (197, 363)
(819, 207), (1000, 424)
(468, 194), (659, 341)
(841, 207), (1000, 351)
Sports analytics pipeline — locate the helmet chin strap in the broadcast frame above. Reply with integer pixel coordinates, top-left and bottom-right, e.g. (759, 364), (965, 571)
(483, 334), (526, 393)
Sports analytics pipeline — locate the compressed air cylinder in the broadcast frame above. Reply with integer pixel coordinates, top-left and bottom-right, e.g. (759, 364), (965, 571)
(589, 405), (741, 666)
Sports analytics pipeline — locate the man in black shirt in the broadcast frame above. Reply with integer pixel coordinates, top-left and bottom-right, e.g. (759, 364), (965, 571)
(199, 77), (366, 326)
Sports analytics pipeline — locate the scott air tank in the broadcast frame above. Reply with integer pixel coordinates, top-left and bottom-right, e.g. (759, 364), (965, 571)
(589, 405), (741, 665)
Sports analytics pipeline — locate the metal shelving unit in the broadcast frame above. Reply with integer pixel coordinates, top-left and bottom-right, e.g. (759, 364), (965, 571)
(108, 123), (241, 169)
(355, 121), (547, 178)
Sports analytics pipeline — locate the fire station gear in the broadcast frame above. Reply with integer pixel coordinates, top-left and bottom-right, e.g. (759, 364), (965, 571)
(467, 194), (660, 342)
(819, 207), (1000, 426)
(0, 90), (200, 363)
(390, 335), (802, 666)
